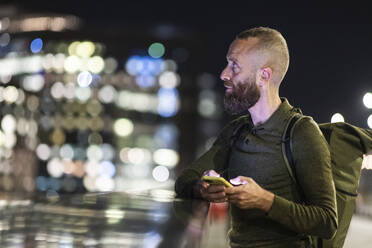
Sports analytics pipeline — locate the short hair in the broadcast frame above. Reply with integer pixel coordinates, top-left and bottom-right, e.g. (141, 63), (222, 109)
(236, 27), (289, 84)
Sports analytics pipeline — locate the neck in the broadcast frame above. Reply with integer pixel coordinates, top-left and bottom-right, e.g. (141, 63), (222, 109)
(248, 93), (281, 126)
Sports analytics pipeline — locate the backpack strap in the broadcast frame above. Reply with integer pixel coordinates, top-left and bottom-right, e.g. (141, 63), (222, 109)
(281, 113), (306, 200)
(282, 114), (319, 247)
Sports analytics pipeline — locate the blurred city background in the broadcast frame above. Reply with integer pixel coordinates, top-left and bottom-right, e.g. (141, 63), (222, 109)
(0, 1), (371, 247)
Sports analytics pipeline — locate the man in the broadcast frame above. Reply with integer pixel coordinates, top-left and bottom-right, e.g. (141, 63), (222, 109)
(175, 27), (338, 248)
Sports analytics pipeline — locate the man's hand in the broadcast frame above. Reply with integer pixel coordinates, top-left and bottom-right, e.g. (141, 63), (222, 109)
(193, 170), (228, 203)
(225, 176), (274, 212)
(199, 181), (228, 203)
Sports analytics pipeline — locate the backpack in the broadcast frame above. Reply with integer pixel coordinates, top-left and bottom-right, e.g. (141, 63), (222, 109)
(282, 113), (372, 248)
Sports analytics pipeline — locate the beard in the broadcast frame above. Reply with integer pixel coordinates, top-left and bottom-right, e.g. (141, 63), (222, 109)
(223, 76), (260, 115)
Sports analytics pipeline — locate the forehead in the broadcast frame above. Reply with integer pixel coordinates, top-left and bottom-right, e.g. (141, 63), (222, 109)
(227, 38), (259, 61)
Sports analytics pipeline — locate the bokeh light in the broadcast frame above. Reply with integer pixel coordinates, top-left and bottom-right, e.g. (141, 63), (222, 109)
(63, 82), (75, 99)
(198, 90), (218, 118)
(22, 74), (45, 92)
(53, 53), (66, 73)
(30, 38), (43, 53)
(3, 86), (18, 103)
(86, 99), (102, 113)
(368, 114), (372, 129)
(164, 59), (177, 72)
(16, 117), (27, 135)
(104, 57), (118, 74)
(127, 147), (152, 165)
(113, 118), (134, 137)
(119, 147), (131, 163)
(50, 128), (66, 145)
(47, 158), (64, 178)
(50, 82), (65, 99)
(98, 85), (117, 103)
(0, 33), (10, 47)
(125, 56), (165, 76)
(60, 144), (74, 159)
(363, 92), (372, 109)
(101, 143), (115, 161)
(154, 124), (178, 148)
(1, 114), (16, 133)
(157, 88), (179, 117)
(152, 166), (169, 182)
(198, 98), (217, 117)
(77, 71), (93, 87)
(26, 95), (39, 112)
(95, 176), (115, 191)
(36, 143), (51, 161)
(88, 132), (102, 144)
(76, 41), (95, 58)
(36, 176), (48, 191)
(75, 86), (92, 102)
(42, 53), (54, 70)
(0, 26), (185, 195)
(3, 132), (16, 148)
(68, 41), (80, 55)
(99, 160), (116, 178)
(362, 153), (372, 170)
(0, 74), (12, 84)
(87, 145), (103, 161)
(87, 56), (104, 73)
(125, 56), (142, 76)
(158, 71), (180, 88)
(135, 75), (156, 88)
(85, 160), (100, 177)
(153, 149), (179, 167)
(148, 42), (165, 58)
(0, 87), (5, 102)
(331, 113), (344, 123)
(64, 55), (81, 73)
(122, 163), (150, 179)
(83, 176), (96, 191)
(15, 89), (25, 105)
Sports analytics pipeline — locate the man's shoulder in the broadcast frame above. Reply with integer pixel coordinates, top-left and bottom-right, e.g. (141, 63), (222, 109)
(291, 114), (327, 146)
(221, 114), (252, 130)
(293, 115), (320, 132)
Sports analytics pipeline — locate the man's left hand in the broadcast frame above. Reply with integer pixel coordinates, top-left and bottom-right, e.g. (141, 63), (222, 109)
(225, 176), (275, 212)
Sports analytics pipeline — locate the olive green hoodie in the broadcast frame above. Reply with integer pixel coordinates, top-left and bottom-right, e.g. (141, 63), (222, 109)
(175, 98), (338, 248)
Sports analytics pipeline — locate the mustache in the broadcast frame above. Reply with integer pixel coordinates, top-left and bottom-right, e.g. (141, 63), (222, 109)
(224, 81), (234, 88)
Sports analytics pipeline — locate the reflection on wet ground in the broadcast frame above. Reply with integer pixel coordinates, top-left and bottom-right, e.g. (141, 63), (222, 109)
(0, 190), (211, 247)
(1, 189), (371, 248)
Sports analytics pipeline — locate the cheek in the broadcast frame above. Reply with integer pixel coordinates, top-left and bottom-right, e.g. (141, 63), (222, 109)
(234, 72), (251, 83)
(231, 75), (244, 86)
(232, 78), (246, 90)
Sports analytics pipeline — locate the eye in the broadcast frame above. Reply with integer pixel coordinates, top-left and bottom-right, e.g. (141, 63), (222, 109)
(232, 63), (239, 73)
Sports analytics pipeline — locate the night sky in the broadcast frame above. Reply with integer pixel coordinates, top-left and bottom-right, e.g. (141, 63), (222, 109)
(4, 1), (372, 127)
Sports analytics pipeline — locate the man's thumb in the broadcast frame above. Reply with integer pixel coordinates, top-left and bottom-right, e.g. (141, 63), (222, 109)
(230, 176), (250, 185)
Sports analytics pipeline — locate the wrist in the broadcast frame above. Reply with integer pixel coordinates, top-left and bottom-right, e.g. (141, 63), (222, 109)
(260, 190), (275, 212)
(192, 180), (203, 199)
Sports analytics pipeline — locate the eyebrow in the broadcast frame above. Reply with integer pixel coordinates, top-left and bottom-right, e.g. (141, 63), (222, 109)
(226, 56), (238, 63)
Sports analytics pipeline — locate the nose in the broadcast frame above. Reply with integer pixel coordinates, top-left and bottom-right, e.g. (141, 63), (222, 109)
(220, 67), (230, 81)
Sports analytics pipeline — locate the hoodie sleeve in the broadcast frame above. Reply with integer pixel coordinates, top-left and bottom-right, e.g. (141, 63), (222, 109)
(267, 117), (338, 239)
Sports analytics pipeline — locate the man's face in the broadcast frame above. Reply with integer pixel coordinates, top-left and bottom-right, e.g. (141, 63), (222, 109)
(220, 39), (261, 115)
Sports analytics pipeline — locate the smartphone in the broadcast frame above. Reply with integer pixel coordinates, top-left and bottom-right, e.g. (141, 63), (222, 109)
(202, 176), (233, 187)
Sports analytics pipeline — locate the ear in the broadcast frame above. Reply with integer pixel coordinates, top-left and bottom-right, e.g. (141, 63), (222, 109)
(260, 67), (273, 82)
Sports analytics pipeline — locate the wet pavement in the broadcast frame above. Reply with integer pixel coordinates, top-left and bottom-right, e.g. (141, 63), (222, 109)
(0, 190), (210, 247)
(0, 190), (371, 247)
